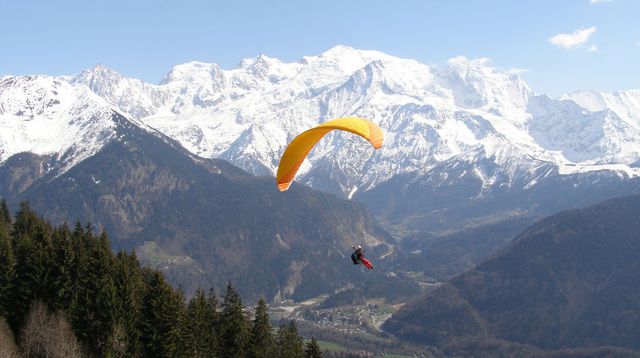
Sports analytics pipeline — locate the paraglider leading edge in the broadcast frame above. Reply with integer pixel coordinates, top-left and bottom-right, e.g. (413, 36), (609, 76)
(276, 117), (384, 192)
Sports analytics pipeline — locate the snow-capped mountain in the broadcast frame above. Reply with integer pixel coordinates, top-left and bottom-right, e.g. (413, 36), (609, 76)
(63, 46), (640, 196)
(2, 46), (640, 198)
(0, 75), (122, 175)
(0, 73), (187, 191)
(3, 46), (640, 283)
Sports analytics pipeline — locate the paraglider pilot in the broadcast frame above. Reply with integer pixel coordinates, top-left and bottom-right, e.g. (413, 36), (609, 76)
(351, 245), (364, 264)
(351, 245), (374, 269)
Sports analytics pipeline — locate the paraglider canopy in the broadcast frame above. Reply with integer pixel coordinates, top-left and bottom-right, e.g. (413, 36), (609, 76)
(276, 117), (384, 192)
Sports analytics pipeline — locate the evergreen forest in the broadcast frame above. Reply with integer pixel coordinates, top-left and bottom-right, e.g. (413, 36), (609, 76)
(0, 200), (322, 357)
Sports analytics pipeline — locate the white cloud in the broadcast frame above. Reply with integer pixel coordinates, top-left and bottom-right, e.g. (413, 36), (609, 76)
(590, 0), (613, 3)
(549, 27), (597, 49)
(588, 44), (598, 52)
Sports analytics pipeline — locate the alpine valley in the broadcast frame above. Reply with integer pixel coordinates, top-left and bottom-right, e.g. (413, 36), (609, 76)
(1, 45), (640, 300)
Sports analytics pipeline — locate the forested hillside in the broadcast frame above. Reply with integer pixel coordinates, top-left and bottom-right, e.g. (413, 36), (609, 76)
(0, 200), (322, 357)
(0, 111), (394, 301)
(383, 195), (640, 356)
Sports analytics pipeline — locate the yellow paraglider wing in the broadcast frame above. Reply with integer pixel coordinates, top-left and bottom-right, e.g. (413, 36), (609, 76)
(276, 117), (384, 192)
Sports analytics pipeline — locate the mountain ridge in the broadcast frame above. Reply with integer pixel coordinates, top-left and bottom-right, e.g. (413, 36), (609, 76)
(3, 46), (640, 284)
(4, 46), (640, 198)
(1, 108), (398, 302)
(382, 194), (640, 353)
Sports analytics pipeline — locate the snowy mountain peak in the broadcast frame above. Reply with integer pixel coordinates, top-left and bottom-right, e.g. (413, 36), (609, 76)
(71, 64), (128, 98)
(1, 75), (68, 121)
(297, 45), (396, 79)
(160, 61), (223, 85)
(74, 63), (123, 82)
(234, 54), (288, 82)
(318, 45), (393, 64)
(2, 46), (639, 197)
(237, 53), (279, 68)
(562, 89), (640, 123)
(439, 56), (533, 110)
(0, 75), (121, 173)
(445, 56), (492, 71)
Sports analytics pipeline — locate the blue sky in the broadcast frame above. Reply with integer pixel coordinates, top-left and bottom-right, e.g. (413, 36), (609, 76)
(1, 0), (638, 96)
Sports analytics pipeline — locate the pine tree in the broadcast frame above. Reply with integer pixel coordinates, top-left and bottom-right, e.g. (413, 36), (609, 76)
(0, 228), (16, 318)
(32, 218), (56, 307)
(187, 288), (218, 357)
(305, 337), (322, 358)
(207, 288), (220, 356)
(9, 221), (53, 332)
(207, 287), (219, 328)
(276, 321), (305, 358)
(174, 288), (195, 357)
(85, 231), (119, 355)
(0, 199), (10, 233)
(6, 201), (55, 330)
(11, 202), (45, 239)
(140, 270), (184, 357)
(114, 251), (145, 356)
(49, 224), (73, 311)
(219, 283), (250, 358)
(67, 220), (91, 344)
(249, 297), (273, 358)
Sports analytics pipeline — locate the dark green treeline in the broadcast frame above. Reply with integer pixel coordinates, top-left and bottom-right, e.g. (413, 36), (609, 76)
(0, 200), (322, 357)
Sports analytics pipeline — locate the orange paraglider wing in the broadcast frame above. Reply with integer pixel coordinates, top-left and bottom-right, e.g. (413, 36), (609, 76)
(276, 117), (383, 192)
